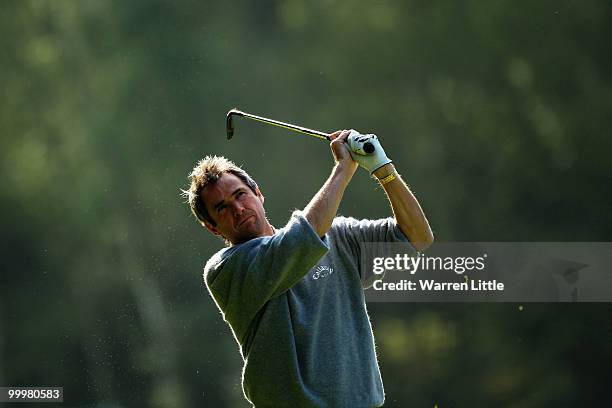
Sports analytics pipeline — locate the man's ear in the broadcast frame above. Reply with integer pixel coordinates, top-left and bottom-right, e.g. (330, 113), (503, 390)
(204, 221), (222, 237)
(256, 186), (265, 205)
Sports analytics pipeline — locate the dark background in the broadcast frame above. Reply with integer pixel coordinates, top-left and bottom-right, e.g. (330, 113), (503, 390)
(2, 0), (611, 406)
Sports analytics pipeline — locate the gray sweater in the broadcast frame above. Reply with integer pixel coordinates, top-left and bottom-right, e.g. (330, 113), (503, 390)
(204, 211), (409, 407)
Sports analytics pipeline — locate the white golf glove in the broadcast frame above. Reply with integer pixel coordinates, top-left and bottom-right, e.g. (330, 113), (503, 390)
(347, 130), (392, 174)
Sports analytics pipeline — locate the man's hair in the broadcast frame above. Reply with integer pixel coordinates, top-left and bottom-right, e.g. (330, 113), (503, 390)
(182, 155), (258, 226)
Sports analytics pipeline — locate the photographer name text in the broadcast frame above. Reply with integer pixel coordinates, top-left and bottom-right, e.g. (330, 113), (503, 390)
(372, 279), (504, 292)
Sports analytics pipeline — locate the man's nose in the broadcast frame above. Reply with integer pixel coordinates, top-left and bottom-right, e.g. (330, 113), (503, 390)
(231, 200), (245, 215)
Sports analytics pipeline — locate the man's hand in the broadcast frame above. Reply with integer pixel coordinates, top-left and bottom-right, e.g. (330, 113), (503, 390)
(329, 130), (358, 176)
(347, 130), (392, 174)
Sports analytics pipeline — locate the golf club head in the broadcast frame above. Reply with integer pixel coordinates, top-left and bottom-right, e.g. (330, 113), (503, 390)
(226, 108), (244, 140)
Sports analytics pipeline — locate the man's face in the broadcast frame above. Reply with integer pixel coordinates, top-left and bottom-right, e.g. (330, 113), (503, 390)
(201, 173), (270, 245)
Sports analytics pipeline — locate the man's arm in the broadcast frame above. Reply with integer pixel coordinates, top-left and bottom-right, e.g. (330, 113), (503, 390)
(373, 163), (434, 252)
(346, 131), (433, 252)
(303, 130), (358, 237)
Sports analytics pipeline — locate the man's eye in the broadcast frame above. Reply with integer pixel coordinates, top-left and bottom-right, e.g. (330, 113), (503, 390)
(218, 205), (227, 213)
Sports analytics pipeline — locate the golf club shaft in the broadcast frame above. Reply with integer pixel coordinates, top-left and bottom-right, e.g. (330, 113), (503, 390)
(232, 109), (330, 141)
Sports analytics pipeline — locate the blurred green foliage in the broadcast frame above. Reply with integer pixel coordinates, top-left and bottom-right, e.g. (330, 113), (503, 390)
(1, 0), (611, 406)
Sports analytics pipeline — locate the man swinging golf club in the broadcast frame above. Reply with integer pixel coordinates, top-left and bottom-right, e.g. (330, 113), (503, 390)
(184, 124), (433, 407)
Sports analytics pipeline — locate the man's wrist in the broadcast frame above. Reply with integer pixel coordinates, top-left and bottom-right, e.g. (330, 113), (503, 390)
(333, 162), (357, 178)
(373, 163), (395, 179)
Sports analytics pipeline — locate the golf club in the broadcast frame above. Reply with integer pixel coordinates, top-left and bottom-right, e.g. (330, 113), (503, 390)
(226, 108), (375, 154)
